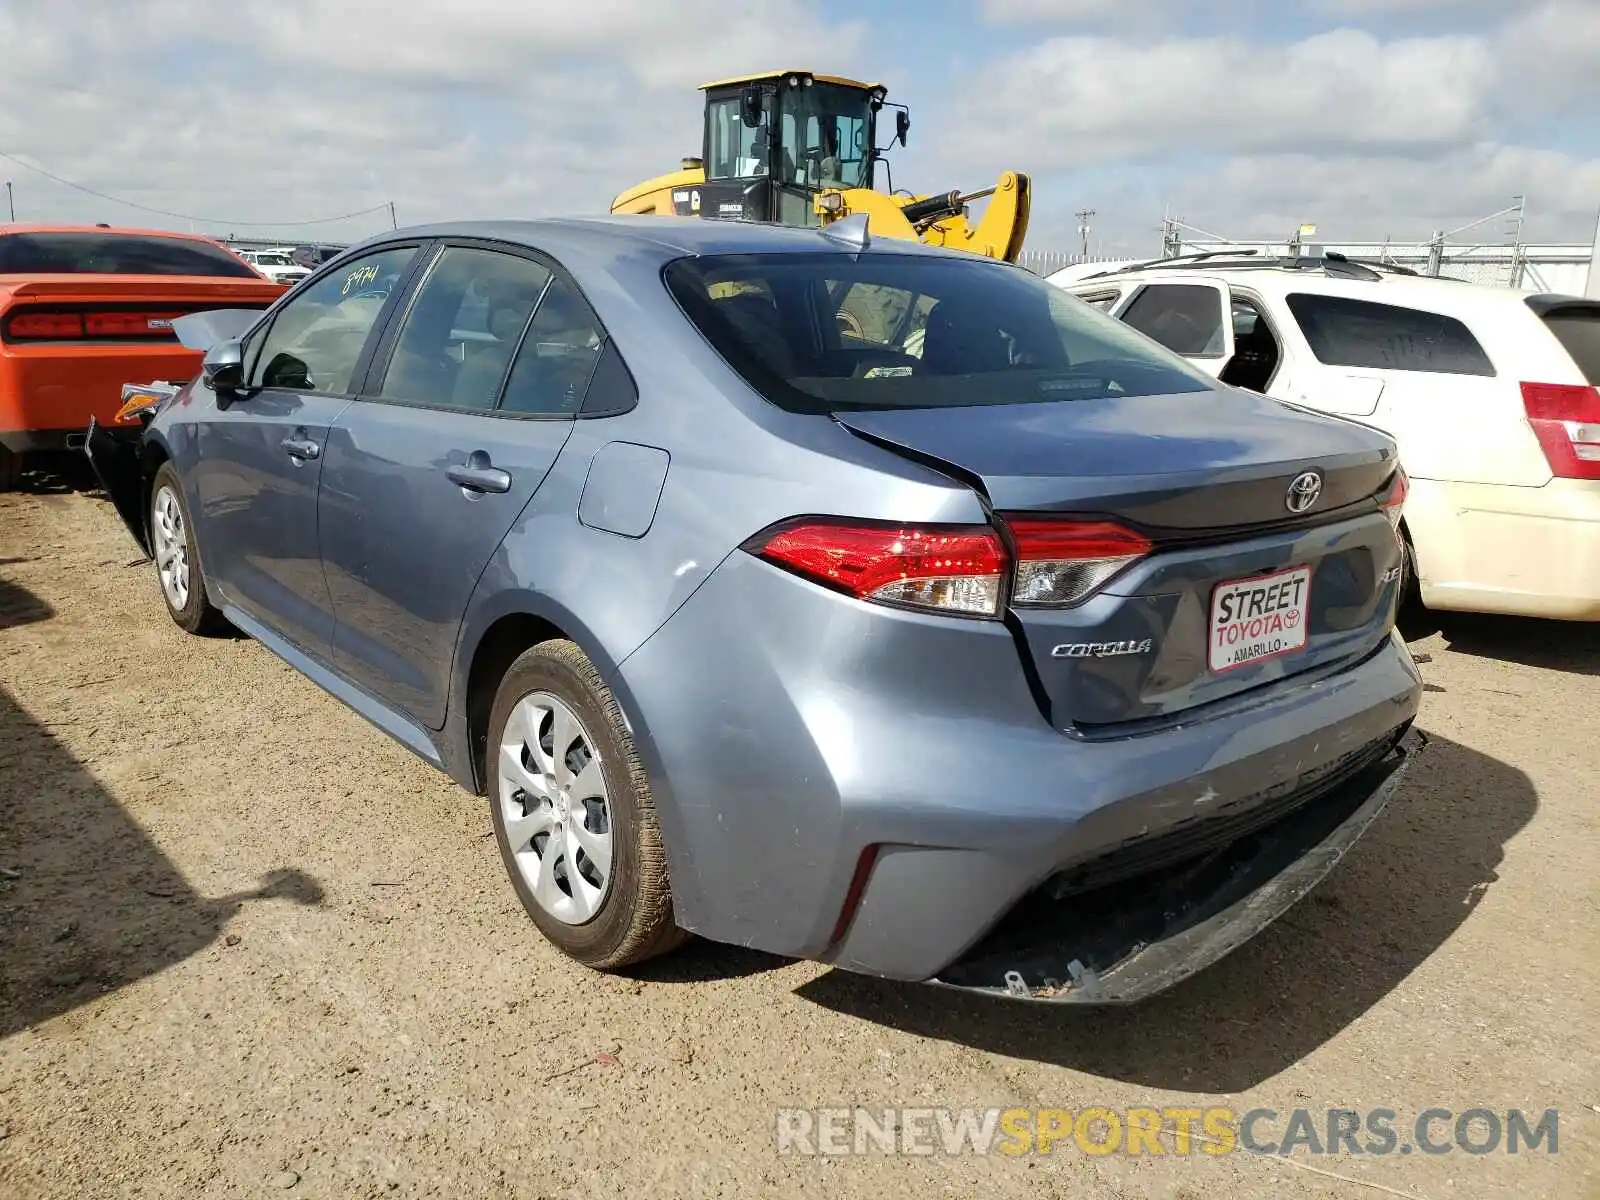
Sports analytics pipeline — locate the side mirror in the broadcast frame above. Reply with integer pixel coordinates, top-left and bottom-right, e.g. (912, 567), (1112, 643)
(896, 110), (910, 147)
(202, 340), (244, 393)
(740, 86), (763, 129)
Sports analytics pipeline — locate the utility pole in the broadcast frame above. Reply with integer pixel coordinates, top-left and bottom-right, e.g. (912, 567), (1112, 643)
(1075, 208), (1095, 260)
(5, 182), (12, 222)
(388, 200), (397, 230)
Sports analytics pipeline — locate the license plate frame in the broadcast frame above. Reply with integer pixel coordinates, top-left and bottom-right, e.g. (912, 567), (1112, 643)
(1207, 564), (1313, 674)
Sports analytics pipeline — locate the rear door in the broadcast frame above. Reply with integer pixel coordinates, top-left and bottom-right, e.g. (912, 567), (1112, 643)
(191, 242), (423, 659)
(317, 241), (606, 729)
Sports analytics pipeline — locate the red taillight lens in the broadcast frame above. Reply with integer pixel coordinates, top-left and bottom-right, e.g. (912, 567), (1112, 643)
(6, 312), (84, 339)
(1002, 517), (1152, 606)
(750, 519), (1008, 617)
(1380, 466), (1408, 528)
(84, 311), (182, 337)
(1521, 381), (1600, 481)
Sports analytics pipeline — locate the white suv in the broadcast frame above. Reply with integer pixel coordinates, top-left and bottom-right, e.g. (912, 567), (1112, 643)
(1052, 252), (1600, 621)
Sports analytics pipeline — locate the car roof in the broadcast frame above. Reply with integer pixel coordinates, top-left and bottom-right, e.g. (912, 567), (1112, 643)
(0, 222), (234, 246)
(340, 215), (991, 270)
(1063, 258), (1544, 316)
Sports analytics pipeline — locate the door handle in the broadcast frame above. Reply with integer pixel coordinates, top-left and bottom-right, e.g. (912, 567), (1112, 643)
(447, 455), (512, 494)
(281, 433), (321, 461)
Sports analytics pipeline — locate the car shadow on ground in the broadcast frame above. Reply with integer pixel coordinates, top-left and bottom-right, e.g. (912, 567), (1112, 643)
(8, 451), (101, 497)
(794, 731), (1535, 1092)
(1404, 608), (1600, 677)
(0, 672), (326, 1038)
(0, 573), (55, 629)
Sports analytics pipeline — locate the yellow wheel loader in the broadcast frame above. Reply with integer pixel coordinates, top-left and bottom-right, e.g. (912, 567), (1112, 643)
(610, 70), (1031, 263)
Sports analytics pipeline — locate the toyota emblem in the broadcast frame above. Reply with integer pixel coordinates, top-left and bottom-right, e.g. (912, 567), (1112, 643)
(1285, 471), (1323, 513)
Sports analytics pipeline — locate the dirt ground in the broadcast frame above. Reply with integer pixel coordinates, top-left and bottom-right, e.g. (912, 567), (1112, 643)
(1, 463), (1596, 1200)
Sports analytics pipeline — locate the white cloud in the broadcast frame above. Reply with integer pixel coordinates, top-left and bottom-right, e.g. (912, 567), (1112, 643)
(0, 0), (865, 235)
(946, 30), (1493, 164)
(0, 0), (1592, 256)
(1164, 144), (1600, 243)
(937, 4), (1600, 248)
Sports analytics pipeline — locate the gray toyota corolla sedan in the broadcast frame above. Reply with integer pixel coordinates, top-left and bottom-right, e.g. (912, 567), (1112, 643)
(86, 215), (1422, 1003)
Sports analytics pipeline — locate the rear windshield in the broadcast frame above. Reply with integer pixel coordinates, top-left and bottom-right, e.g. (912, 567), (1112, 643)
(0, 232), (261, 278)
(1541, 310), (1600, 385)
(661, 252), (1214, 414)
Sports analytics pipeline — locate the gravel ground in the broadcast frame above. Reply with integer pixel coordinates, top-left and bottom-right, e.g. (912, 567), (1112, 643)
(1, 464), (1596, 1199)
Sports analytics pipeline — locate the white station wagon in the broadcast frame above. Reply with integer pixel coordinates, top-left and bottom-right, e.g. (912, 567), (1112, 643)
(1053, 253), (1600, 622)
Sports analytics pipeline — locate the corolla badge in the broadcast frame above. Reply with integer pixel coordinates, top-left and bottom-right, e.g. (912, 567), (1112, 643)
(1050, 639), (1153, 659)
(1285, 470), (1323, 514)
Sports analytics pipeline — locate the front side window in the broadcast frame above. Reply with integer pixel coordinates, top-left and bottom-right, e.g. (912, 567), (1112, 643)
(249, 245), (418, 393)
(377, 247), (552, 410)
(1118, 283), (1229, 357)
(663, 252), (1215, 415)
(779, 83), (873, 190)
(1075, 289), (1122, 312)
(1285, 292), (1496, 376)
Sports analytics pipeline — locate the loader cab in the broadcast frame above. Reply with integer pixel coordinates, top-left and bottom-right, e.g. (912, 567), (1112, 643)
(692, 71), (902, 228)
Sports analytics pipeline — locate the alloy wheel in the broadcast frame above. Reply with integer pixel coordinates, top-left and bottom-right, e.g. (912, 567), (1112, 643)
(497, 691), (615, 925)
(151, 485), (190, 611)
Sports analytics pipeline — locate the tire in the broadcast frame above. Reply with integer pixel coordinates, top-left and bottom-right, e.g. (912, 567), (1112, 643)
(148, 462), (225, 635)
(0, 447), (22, 492)
(487, 638), (688, 970)
(1397, 524), (1423, 615)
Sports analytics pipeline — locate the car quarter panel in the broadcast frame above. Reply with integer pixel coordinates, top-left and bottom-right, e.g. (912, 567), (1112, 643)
(615, 548), (1422, 976)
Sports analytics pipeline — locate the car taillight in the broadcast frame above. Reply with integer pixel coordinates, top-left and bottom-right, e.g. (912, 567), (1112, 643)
(1380, 466), (1408, 529)
(6, 312), (84, 339)
(84, 311), (182, 337)
(749, 519), (1008, 617)
(1521, 381), (1600, 481)
(1002, 517), (1152, 606)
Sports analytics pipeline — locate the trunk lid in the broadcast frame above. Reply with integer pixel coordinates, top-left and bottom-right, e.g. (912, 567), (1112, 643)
(834, 391), (1405, 729)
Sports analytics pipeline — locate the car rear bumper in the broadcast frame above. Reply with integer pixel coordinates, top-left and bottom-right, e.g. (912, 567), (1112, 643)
(926, 728), (1417, 1003)
(0, 344), (200, 439)
(0, 426), (93, 454)
(1407, 477), (1600, 619)
(613, 550), (1422, 994)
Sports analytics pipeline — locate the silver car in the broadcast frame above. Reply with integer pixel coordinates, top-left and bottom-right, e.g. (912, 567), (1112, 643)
(87, 215), (1421, 1003)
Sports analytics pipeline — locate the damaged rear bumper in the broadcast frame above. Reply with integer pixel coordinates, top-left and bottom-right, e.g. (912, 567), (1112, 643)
(83, 415), (154, 557)
(925, 727), (1422, 1004)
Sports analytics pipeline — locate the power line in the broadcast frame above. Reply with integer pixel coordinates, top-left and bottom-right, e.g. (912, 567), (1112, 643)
(0, 150), (392, 228)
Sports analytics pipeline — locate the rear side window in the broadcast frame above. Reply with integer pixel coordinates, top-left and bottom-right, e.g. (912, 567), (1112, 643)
(662, 252), (1213, 414)
(0, 232), (261, 278)
(1118, 284), (1228, 356)
(1285, 293), (1495, 376)
(499, 277), (607, 416)
(1540, 311), (1600, 385)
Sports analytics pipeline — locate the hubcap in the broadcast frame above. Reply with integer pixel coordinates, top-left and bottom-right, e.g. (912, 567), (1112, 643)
(151, 485), (190, 611)
(498, 691), (614, 925)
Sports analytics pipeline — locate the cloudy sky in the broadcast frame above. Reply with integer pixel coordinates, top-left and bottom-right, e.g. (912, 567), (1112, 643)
(0, 0), (1595, 256)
